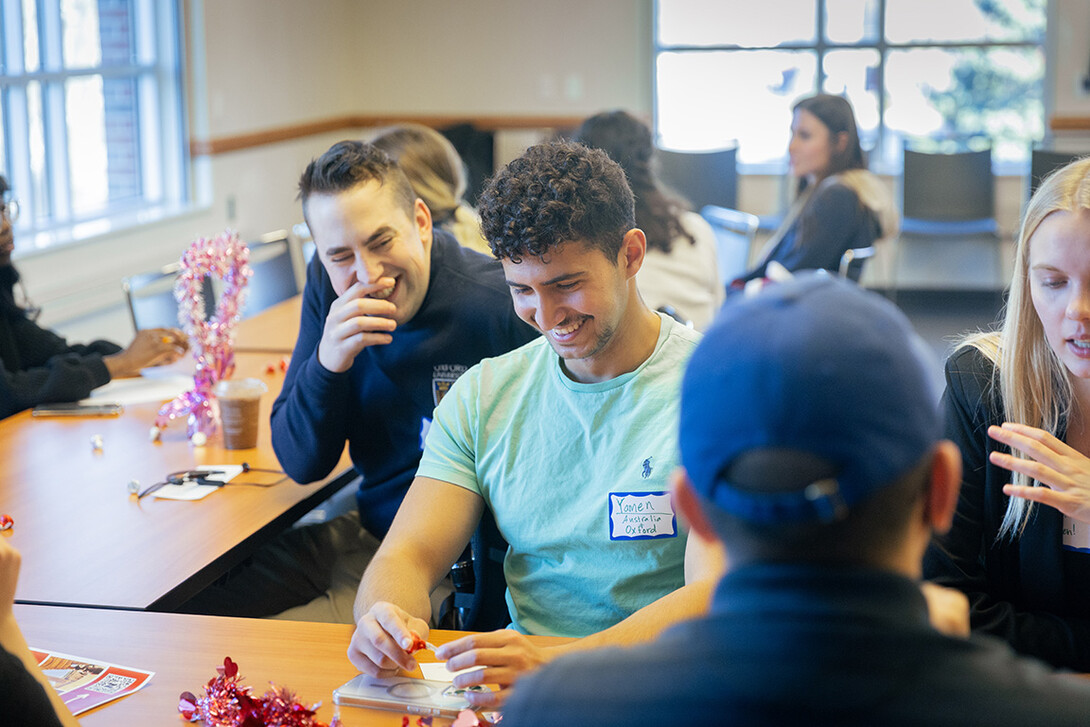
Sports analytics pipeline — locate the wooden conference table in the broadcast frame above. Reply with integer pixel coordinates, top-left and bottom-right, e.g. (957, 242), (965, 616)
(1, 295), (355, 610)
(234, 294), (302, 353)
(16, 605), (569, 726)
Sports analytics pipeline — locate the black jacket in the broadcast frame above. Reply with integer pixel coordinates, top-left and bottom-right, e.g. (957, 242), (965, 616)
(924, 345), (1090, 670)
(0, 266), (119, 419)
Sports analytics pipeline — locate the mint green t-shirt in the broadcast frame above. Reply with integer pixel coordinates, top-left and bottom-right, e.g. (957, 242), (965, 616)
(417, 314), (701, 637)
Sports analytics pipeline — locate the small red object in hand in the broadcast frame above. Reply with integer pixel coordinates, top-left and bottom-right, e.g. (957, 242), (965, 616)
(0, 514), (13, 530)
(406, 633), (428, 654)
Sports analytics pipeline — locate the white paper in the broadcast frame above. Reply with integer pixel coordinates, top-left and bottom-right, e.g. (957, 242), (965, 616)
(82, 369), (193, 407)
(152, 465), (243, 501)
(419, 661), (482, 682)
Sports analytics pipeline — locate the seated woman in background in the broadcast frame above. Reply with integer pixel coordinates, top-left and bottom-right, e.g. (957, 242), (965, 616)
(0, 175), (187, 419)
(575, 110), (724, 330)
(738, 93), (897, 284)
(370, 123), (490, 255)
(925, 157), (1090, 671)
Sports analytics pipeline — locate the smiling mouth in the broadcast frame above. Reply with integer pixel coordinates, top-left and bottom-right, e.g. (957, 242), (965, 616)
(550, 317), (586, 340)
(367, 279), (396, 300)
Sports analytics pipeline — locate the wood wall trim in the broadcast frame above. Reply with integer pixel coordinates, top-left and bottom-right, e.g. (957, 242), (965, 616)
(1050, 115), (1090, 131)
(189, 114), (586, 156)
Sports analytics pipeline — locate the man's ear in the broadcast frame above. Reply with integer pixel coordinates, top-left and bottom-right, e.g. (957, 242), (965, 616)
(620, 228), (647, 279)
(414, 197), (433, 248)
(923, 440), (962, 534)
(671, 468), (719, 545)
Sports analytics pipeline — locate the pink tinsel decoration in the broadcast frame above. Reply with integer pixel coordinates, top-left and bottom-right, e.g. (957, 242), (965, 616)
(179, 656), (330, 727)
(156, 230), (252, 440)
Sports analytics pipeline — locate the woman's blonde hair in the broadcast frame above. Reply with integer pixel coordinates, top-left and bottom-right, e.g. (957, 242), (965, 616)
(371, 123), (467, 224)
(964, 156), (1090, 538)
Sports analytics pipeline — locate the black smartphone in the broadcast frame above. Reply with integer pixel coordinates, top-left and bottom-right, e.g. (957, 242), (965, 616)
(31, 402), (124, 417)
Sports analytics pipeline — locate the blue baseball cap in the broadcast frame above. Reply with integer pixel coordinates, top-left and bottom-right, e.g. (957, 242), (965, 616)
(680, 273), (941, 524)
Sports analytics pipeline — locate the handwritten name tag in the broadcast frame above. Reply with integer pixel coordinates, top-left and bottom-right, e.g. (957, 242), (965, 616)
(1063, 515), (1090, 553)
(609, 491), (677, 541)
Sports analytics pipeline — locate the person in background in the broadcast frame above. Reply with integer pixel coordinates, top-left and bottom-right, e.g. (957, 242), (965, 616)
(501, 273), (1090, 727)
(371, 123), (490, 255)
(349, 140), (718, 708)
(0, 538), (80, 727)
(737, 93), (897, 285)
(575, 110), (724, 330)
(926, 156), (1090, 670)
(0, 175), (187, 420)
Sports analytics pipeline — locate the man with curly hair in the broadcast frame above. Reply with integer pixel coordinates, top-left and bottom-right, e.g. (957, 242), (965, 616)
(349, 141), (721, 707)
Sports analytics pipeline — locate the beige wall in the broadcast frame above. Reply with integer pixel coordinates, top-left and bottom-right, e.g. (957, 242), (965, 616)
(343, 0), (652, 116)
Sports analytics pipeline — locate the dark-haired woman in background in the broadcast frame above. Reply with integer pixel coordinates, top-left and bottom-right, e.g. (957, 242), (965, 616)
(738, 94), (897, 284)
(575, 111), (724, 330)
(0, 175), (187, 419)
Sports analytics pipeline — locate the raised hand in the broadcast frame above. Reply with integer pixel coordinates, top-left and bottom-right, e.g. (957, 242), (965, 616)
(989, 422), (1090, 523)
(317, 278), (398, 373)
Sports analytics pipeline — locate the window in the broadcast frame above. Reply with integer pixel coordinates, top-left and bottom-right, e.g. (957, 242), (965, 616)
(0, 0), (187, 252)
(653, 0), (1045, 170)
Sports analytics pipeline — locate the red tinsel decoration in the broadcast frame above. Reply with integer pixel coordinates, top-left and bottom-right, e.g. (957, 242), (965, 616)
(179, 656), (335, 727)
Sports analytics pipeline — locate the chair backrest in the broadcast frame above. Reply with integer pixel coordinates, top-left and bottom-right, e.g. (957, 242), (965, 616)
(292, 221), (316, 265)
(902, 147), (994, 222)
(700, 204), (759, 284)
(243, 231), (301, 318)
(656, 146), (738, 211)
(838, 246), (876, 280)
(1029, 149), (1088, 200)
(122, 262), (215, 334)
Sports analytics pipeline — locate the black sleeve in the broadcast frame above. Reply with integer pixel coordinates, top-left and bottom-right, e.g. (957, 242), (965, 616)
(269, 256), (356, 484)
(0, 645), (65, 727)
(783, 184), (869, 273)
(924, 348), (1090, 670)
(738, 184), (871, 284)
(0, 317), (115, 419)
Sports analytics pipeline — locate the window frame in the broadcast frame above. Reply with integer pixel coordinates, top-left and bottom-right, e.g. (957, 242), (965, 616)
(0, 0), (189, 254)
(651, 0), (1046, 174)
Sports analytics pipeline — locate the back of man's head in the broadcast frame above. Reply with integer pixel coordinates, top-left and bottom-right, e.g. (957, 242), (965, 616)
(478, 140), (635, 263)
(681, 273), (942, 566)
(298, 140), (416, 220)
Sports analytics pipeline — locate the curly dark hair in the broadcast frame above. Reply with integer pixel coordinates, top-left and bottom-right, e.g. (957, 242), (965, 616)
(297, 140), (416, 221)
(574, 110), (695, 255)
(479, 140), (635, 264)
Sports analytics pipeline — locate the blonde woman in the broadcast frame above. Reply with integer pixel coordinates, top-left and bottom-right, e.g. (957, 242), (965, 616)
(925, 156), (1090, 670)
(371, 124), (490, 255)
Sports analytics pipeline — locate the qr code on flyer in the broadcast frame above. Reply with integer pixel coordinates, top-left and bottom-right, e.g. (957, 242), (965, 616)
(86, 673), (137, 694)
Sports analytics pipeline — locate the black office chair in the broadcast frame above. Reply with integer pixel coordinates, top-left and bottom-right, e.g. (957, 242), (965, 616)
(895, 145), (1001, 291)
(122, 262), (215, 334)
(1029, 148), (1088, 200)
(700, 205), (760, 285)
(656, 145), (738, 211)
(243, 230), (301, 318)
(439, 508), (511, 632)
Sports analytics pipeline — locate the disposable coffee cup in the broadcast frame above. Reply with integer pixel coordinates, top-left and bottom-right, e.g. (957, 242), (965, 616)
(214, 378), (268, 449)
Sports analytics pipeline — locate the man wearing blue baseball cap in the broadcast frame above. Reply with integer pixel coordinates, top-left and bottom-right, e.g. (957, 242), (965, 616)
(501, 273), (1090, 726)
